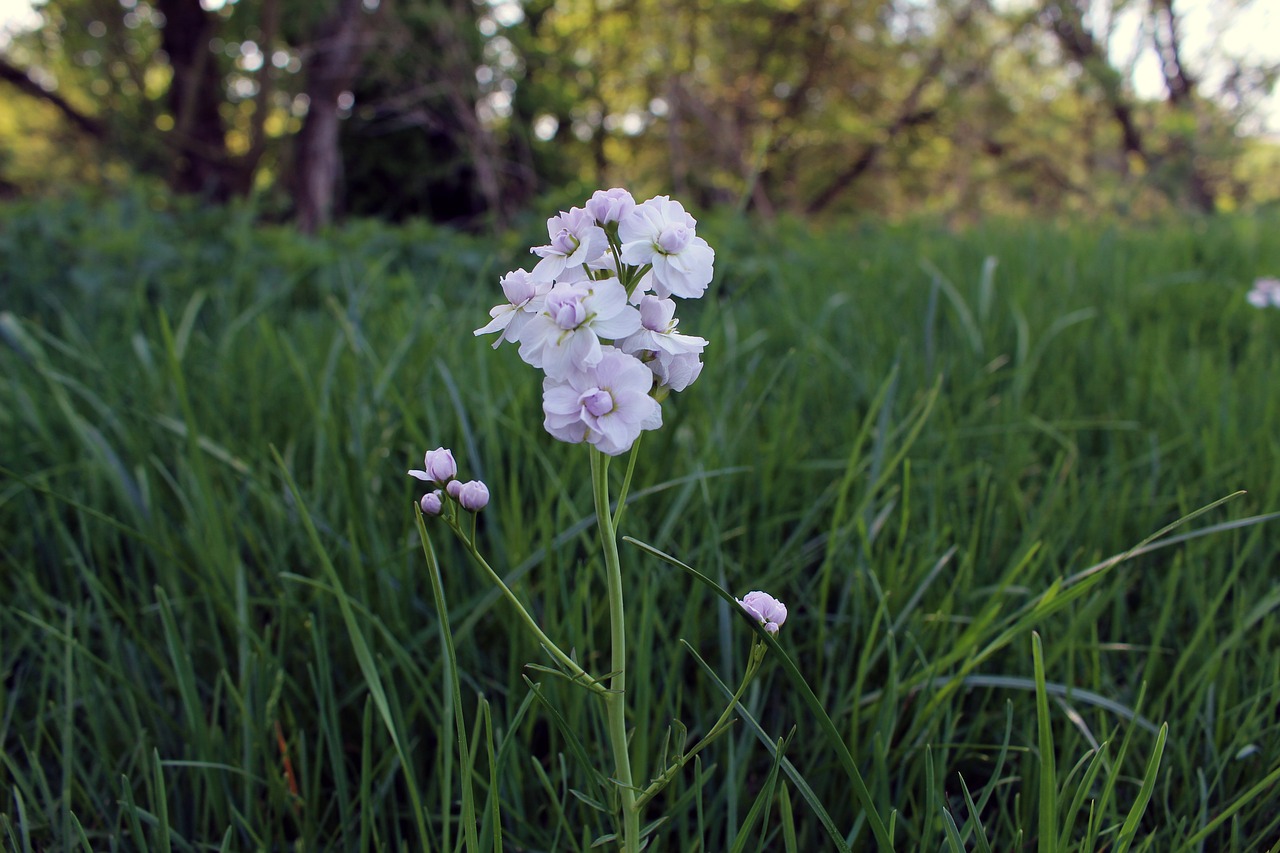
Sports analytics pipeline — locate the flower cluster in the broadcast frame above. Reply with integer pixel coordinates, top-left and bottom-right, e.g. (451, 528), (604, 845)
(475, 188), (712, 456)
(736, 590), (788, 635)
(1247, 277), (1280, 309)
(409, 447), (489, 514)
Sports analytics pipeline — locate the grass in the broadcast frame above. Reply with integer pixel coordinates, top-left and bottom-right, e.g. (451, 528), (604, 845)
(2, 188), (1280, 850)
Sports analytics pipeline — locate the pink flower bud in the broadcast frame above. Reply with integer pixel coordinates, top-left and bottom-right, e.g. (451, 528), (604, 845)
(736, 590), (787, 634)
(420, 490), (444, 516)
(586, 187), (636, 224)
(409, 447), (457, 484)
(456, 480), (490, 511)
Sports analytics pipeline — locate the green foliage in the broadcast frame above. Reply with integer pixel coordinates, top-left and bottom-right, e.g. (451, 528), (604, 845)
(3, 191), (1280, 849)
(5, 0), (1279, 221)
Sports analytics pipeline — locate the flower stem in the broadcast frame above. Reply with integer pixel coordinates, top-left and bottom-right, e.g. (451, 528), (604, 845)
(612, 433), (643, 531)
(634, 636), (768, 810)
(453, 523), (608, 696)
(591, 448), (640, 853)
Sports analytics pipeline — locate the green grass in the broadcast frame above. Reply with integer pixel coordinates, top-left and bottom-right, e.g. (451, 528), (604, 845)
(2, 189), (1280, 850)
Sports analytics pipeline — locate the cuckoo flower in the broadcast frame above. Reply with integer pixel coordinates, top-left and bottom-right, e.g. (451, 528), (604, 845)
(1247, 277), (1280, 309)
(618, 196), (715, 299)
(737, 590), (788, 635)
(408, 447), (457, 484)
(531, 207), (609, 283)
(518, 280), (641, 380)
(474, 269), (548, 345)
(542, 347), (662, 455)
(455, 480), (490, 512)
(586, 187), (637, 225)
(618, 295), (708, 393)
(420, 490), (444, 516)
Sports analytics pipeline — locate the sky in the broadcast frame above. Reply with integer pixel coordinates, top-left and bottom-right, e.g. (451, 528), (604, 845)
(1, 0), (1277, 132)
(1110, 0), (1280, 135)
(0, 0), (36, 44)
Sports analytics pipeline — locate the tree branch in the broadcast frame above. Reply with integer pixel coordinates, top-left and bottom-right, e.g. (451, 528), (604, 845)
(805, 3), (978, 214)
(0, 56), (105, 138)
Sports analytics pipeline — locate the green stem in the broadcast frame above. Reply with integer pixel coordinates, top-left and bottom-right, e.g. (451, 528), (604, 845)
(612, 433), (643, 531)
(454, 523), (608, 696)
(591, 448), (640, 853)
(634, 637), (768, 810)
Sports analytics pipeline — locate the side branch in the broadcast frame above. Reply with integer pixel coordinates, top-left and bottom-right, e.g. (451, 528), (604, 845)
(0, 57), (105, 138)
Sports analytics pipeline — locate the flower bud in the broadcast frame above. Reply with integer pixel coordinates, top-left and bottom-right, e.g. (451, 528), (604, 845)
(456, 480), (490, 512)
(409, 447), (457, 484)
(420, 490), (444, 516)
(736, 590), (787, 634)
(586, 187), (636, 224)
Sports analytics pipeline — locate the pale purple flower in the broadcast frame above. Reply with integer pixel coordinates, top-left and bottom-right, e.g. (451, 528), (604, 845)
(420, 490), (444, 516)
(474, 269), (548, 345)
(530, 207), (608, 283)
(517, 280), (642, 380)
(1247, 277), (1280, 309)
(542, 347), (662, 455)
(586, 187), (636, 225)
(618, 196), (715, 299)
(455, 480), (490, 511)
(617, 295), (708, 392)
(737, 590), (788, 635)
(409, 447), (457, 484)
(649, 350), (704, 393)
(446, 479), (463, 500)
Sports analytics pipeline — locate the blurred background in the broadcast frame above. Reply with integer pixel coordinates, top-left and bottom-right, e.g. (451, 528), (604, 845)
(1, 0), (1277, 230)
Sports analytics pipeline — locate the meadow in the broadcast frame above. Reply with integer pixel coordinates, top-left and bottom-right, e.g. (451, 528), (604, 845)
(2, 190), (1279, 851)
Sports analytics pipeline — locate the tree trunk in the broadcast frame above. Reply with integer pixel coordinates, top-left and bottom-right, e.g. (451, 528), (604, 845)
(157, 0), (235, 199)
(1150, 0), (1215, 212)
(293, 0), (369, 233)
(1042, 0), (1148, 171)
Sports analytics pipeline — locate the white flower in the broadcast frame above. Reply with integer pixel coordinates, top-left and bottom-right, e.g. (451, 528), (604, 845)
(542, 347), (662, 455)
(617, 295), (708, 393)
(473, 270), (548, 346)
(530, 207), (609, 283)
(1247, 277), (1280, 309)
(736, 590), (787, 635)
(618, 196), (715, 299)
(518, 280), (641, 380)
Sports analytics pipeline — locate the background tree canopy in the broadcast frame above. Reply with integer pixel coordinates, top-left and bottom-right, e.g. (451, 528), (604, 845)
(1, 0), (1278, 227)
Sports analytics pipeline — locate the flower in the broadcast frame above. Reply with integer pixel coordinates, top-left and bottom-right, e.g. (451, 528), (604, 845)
(1247, 277), (1280, 308)
(409, 447), (457, 484)
(530, 207), (608, 283)
(517, 280), (642, 380)
(542, 347), (662, 455)
(474, 269), (547, 346)
(455, 480), (490, 511)
(420, 490), (444, 516)
(618, 196), (715, 299)
(617, 295), (708, 393)
(586, 187), (636, 225)
(736, 590), (788, 635)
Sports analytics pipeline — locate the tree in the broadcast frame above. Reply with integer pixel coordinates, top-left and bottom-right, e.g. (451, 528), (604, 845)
(2, 0), (1276, 220)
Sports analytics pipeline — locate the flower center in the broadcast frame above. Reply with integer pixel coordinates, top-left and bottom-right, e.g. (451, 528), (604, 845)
(546, 289), (588, 329)
(550, 228), (581, 256)
(656, 225), (692, 255)
(580, 387), (614, 418)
